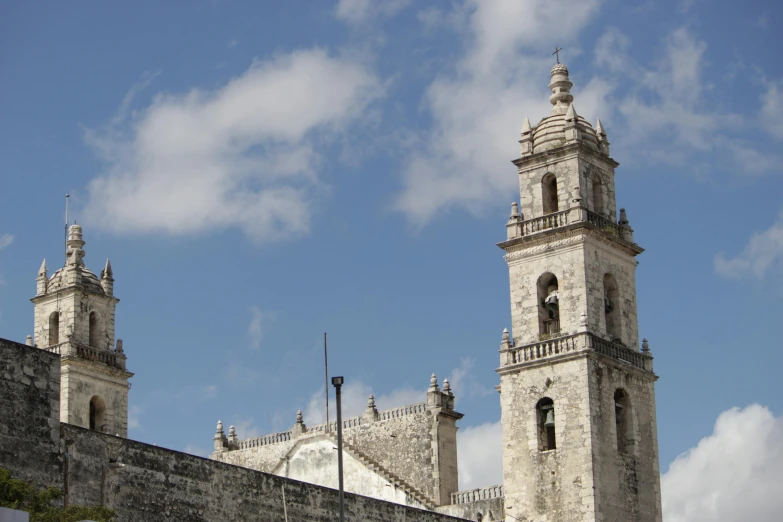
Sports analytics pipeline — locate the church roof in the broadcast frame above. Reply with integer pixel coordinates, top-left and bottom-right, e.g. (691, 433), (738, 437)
(47, 266), (105, 295)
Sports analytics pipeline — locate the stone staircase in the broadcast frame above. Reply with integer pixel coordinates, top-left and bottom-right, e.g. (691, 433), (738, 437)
(325, 432), (435, 509)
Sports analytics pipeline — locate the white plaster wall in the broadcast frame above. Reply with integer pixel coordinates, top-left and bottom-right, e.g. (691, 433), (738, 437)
(278, 439), (424, 508)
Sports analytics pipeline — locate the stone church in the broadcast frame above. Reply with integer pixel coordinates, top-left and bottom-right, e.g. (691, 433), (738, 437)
(2, 61), (662, 521)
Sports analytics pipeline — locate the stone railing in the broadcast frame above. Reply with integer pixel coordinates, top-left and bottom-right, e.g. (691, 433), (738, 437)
(451, 485), (504, 505)
(501, 332), (651, 372)
(74, 344), (120, 368)
(237, 430), (292, 450)
(378, 402), (427, 420)
(507, 207), (631, 243)
(41, 343), (62, 355)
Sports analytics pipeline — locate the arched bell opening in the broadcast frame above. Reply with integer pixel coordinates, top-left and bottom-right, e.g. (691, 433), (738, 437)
(89, 395), (107, 433)
(537, 273), (560, 336)
(48, 311), (60, 346)
(536, 397), (556, 451)
(614, 389), (630, 453)
(603, 273), (621, 341)
(542, 173), (559, 214)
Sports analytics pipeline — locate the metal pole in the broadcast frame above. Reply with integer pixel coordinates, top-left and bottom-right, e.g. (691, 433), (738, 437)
(324, 333), (329, 430)
(64, 194), (69, 266)
(331, 376), (345, 522)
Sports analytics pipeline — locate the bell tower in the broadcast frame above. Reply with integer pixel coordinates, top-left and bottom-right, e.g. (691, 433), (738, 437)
(497, 64), (662, 521)
(31, 224), (133, 437)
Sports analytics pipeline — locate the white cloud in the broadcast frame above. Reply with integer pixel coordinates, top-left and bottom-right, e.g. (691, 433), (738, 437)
(247, 306), (269, 350)
(335, 0), (411, 25)
(457, 420), (503, 490)
(231, 418), (263, 439)
(761, 81), (783, 141)
(128, 405), (143, 432)
(447, 357), (494, 403)
(203, 384), (218, 399)
(715, 211), (783, 279)
(0, 233), (14, 250)
(662, 404), (783, 522)
(394, 0), (602, 225)
(82, 49), (383, 242)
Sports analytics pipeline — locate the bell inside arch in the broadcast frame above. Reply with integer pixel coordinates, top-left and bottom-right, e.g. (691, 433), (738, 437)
(545, 285), (559, 311)
(544, 409), (555, 428)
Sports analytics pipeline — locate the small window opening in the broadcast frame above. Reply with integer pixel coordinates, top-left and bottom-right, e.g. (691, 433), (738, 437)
(537, 398), (556, 451)
(48, 312), (59, 346)
(89, 311), (98, 348)
(542, 174), (559, 214)
(603, 273), (620, 341)
(614, 389), (629, 453)
(593, 177), (603, 215)
(89, 395), (107, 432)
(537, 273), (560, 336)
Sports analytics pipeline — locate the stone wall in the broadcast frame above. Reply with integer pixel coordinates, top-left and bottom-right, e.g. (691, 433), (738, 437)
(0, 339), (61, 489)
(0, 337), (470, 521)
(62, 424), (468, 522)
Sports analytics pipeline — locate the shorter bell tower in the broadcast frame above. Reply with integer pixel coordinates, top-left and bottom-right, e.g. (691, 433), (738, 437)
(31, 224), (133, 437)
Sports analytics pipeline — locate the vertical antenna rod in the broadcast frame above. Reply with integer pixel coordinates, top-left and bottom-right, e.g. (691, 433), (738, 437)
(64, 194), (70, 266)
(324, 332), (329, 430)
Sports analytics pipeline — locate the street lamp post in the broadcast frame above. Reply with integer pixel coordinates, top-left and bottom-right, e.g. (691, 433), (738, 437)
(331, 376), (345, 522)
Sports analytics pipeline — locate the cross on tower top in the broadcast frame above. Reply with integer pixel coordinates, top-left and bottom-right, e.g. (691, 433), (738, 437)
(552, 46), (563, 64)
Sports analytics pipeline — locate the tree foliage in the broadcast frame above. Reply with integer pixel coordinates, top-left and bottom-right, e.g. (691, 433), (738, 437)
(0, 467), (117, 522)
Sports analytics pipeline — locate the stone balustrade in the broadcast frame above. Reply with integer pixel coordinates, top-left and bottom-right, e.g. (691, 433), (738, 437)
(506, 206), (632, 243)
(501, 331), (652, 372)
(40, 341), (126, 370)
(450, 485), (504, 505)
(237, 430), (292, 449)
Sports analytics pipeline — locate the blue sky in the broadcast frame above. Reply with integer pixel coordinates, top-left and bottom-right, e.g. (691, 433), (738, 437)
(1, 1), (782, 519)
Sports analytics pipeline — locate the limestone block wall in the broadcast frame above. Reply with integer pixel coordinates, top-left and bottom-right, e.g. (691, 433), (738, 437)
(275, 438), (426, 508)
(33, 288), (116, 351)
(506, 233), (589, 346)
(215, 404), (447, 504)
(588, 358), (662, 521)
(499, 356), (597, 521)
(516, 146), (618, 222)
(62, 424), (469, 522)
(584, 235), (640, 349)
(0, 339), (61, 489)
(61, 361), (130, 437)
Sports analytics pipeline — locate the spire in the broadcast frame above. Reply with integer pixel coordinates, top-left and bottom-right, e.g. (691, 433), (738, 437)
(38, 259), (47, 277)
(565, 103), (577, 122)
(65, 224), (85, 267)
(548, 63), (574, 115)
(521, 117), (532, 135)
(596, 119), (606, 138)
(101, 258), (113, 280)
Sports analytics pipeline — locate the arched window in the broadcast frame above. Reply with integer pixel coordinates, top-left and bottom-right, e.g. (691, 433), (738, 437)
(603, 273), (620, 341)
(537, 273), (560, 336)
(592, 177), (603, 215)
(89, 311), (98, 347)
(89, 395), (107, 432)
(542, 173), (558, 214)
(536, 398), (556, 451)
(614, 389), (630, 453)
(48, 312), (59, 346)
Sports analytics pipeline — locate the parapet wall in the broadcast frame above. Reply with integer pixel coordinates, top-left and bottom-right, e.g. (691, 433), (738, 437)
(62, 424), (467, 522)
(0, 337), (469, 521)
(0, 339), (61, 488)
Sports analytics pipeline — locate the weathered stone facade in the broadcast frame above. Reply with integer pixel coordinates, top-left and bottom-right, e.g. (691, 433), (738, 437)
(496, 63), (662, 521)
(212, 375), (462, 509)
(0, 338), (469, 522)
(30, 225), (132, 437)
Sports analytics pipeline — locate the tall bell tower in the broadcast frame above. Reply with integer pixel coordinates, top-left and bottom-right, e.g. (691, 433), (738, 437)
(31, 224), (133, 437)
(497, 63), (662, 521)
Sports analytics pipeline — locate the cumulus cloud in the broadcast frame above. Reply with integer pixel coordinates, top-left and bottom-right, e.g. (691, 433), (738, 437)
(715, 211), (783, 279)
(232, 418), (263, 439)
(128, 405), (143, 432)
(335, 0), (411, 24)
(0, 233), (13, 250)
(448, 357), (494, 403)
(395, 0), (602, 225)
(662, 404), (783, 522)
(457, 420), (503, 490)
(82, 49), (383, 242)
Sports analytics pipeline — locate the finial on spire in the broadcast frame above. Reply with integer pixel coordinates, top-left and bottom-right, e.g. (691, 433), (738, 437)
(642, 338), (650, 353)
(565, 103), (577, 122)
(65, 224), (86, 267)
(296, 409), (303, 424)
(38, 259), (47, 277)
(102, 258), (113, 279)
(502, 327), (510, 343)
(521, 117), (532, 135)
(367, 395), (376, 410)
(596, 119), (606, 138)
(443, 378), (452, 395)
(216, 420), (224, 434)
(509, 202), (520, 220)
(429, 373), (439, 391)
(549, 62), (574, 115)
